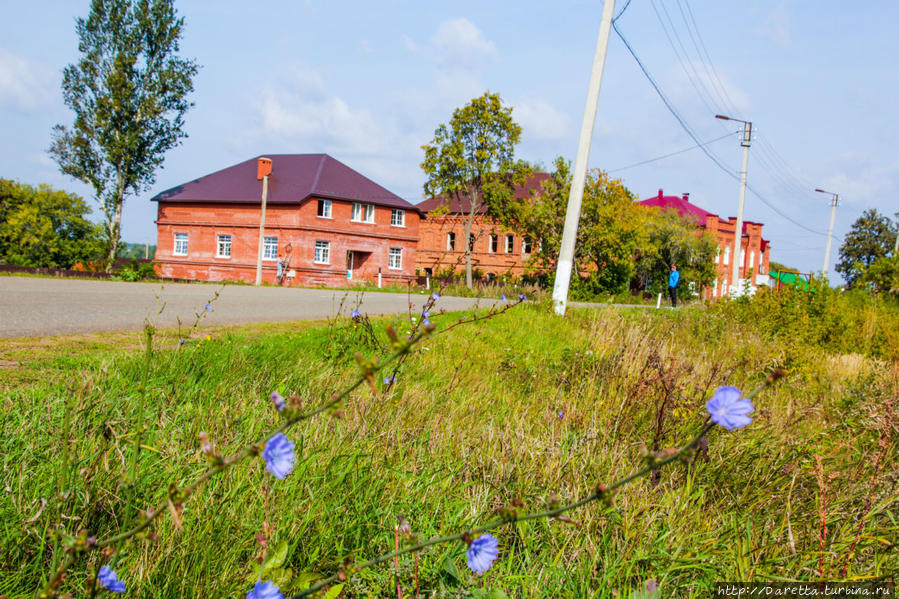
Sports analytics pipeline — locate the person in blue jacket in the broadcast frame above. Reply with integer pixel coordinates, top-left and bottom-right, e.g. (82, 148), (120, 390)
(668, 264), (680, 308)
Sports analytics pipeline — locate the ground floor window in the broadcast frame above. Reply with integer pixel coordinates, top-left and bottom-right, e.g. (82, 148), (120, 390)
(173, 232), (188, 256)
(447, 232), (455, 251)
(263, 236), (278, 260)
(388, 247), (402, 269)
(216, 234), (232, 258)
(505, 234), (514, 253)
(522, 236), (532, 254)
(314, 240), (330, 264)
(489, 234), (497, 253)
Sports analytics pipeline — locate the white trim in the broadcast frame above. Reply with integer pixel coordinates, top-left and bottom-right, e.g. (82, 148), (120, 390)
(173, 232), (188, 256)
(390, 209), (405, 227)
(262, 236), (278, 261)
(317, 199), (332, 219)
(216, 234), (232, 258)
(314, 240), (330, 264)
(352, 202), (375, 223)
(388, 247), (402, 270)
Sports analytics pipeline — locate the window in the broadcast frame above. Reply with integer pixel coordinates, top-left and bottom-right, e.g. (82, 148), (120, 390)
(216, 234), (232, 258)
(715, 246), (720, 264)
(352, 202), (374, 223)
(740, 249), (746, 266)
(468, 233), (476, 251)
(388, 247), (402, 269)
(522, 236), (532, 254)
(317, 199), (332, 218)
(723, 246), (730, 265)
(391, 209), (405, 226)
(173, 233), (188, 256)
(447, 232), (456, 251)
(713, 278), (718, 297)
(749, 251), (755, 268)
(263, 236), (278, 260)
(505, 234), (514, 253)
(314, 241), (330, 264)
(489, 235), (497, 253)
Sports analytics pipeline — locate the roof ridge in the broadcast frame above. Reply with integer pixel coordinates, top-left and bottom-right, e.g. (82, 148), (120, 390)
(310, 154), (328, 197)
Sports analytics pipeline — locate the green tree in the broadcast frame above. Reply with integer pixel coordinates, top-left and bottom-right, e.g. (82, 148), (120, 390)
(520, 158), (649, 298)
(835, 208), (898, 287)
(50, 0), (198, 271)
(421, 92), (529, 288)
(0, 179), (104, 268)
(859, 255), (899, 297)
(634, 207), (718, 299)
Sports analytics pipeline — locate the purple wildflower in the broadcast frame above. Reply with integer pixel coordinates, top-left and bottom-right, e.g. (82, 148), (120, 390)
(705, 386), (754, 430)
(204, 303), (212, 311)
(263, 433), (295, 479)
(270, 391), (285, 411)
(558, 410), (564, 419)
(422, 318), (431, 327)
(421, 310), (430, 318)
(467, 533), (499, 574)
(350, 309), (361, 318)
(383, 375), (396, 385)
(179, 339), (184, 345)
(517, 294), (525, 301)
(500, 294), (507, 302)
(431, 292), (440, 300)
(246, 580), (284, 599)
(97, 566), (126, 593)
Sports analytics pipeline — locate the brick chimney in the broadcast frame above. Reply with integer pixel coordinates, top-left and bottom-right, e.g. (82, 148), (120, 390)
(658, 189), (664, 199)
(257, 157), (273, 180)
(682, 192), (690, 202)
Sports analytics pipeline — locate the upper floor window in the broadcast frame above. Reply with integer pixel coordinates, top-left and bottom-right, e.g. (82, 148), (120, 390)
(715, 246), (720, 264)
(723, 246), (730, 265)
(522, 236), (533, 254)
(489, 235), (497, 253)
(352, 202), (375, 223)
(263, 236), (278, 260)
(447, 232), (456, 251)
(216, 234), (232, 258)
(391, 209), (405, 227)
(388, 247), (402, 269)
(317, 199), (332, 218)
(468, 233), (476, 251)
(314, 240), (330, 264)
(173, 233), (188, 256)
(749, 251), (755, 268)
(505, 234), (514, 254)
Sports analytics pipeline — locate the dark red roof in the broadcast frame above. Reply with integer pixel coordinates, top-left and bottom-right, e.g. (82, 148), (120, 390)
(638, 189), (724, 226)
(416, 172), (552, 214)
(151, 154), (418, 212)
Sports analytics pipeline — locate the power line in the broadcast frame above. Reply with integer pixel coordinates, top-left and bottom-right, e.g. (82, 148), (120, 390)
(612, 21), (829, 237)
(609, 130), (738, 172)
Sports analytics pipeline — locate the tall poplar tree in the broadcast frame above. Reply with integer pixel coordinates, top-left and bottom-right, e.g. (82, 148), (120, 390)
(50, 0), (198, 270)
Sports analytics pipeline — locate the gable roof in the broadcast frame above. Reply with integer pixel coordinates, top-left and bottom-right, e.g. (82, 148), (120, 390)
(416, 172), (552, 214)
(151, 154), (418, 212)
(638, 189), (723, 226)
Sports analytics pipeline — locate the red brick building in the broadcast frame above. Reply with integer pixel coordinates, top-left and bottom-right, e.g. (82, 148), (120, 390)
(639, 189), (771, 298)
(414, 173), (551, 279)
(153, 155), (420, 286)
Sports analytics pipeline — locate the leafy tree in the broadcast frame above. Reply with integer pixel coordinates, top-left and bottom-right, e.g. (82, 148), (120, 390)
(50, 0), (198, 271)
(768, 261), (798, 274)
(520, 158), (649, 298)
(0, 179), (104, 268)
(421, 92), (530, 287)
(634, 207), (718, 299)
(859, 255), (899, 297)
(835, 208), (898, 287)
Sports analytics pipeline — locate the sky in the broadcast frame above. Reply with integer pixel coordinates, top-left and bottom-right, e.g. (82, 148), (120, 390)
(2, 0), (897, 282)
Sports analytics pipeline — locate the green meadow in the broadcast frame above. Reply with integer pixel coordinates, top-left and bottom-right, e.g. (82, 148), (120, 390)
(1, 289), (896, 598)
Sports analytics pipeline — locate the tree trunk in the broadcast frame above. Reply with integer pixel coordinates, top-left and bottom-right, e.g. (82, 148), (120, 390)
(464, 195), (478, 289)
(105, 178), (126, 273)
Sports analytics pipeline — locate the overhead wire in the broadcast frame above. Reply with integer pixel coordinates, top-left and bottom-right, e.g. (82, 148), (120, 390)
(609, 130), (738, 172)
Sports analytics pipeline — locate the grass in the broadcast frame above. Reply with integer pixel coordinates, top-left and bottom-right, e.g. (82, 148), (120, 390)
(1, 297), (897, 598)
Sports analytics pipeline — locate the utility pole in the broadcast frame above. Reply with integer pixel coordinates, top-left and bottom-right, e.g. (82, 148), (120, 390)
(255, 157), (273, 286)
(815, 188), (839, 280)
(552, 0), (616, 316)
(716, 115), (751, 296)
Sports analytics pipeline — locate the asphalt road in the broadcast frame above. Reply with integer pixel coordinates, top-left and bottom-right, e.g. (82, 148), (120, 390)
(0, 277), (487, 338)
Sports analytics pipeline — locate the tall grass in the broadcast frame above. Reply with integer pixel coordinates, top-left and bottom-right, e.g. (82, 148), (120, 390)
(1, 298), (896, 597)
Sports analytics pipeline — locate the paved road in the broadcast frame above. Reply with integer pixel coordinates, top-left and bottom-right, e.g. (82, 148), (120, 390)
(0, 277), (487, 338)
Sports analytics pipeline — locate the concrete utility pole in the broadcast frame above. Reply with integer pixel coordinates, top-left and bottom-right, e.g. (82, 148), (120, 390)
(815, 188), (839, 280)
(716, 115), (751, 296)
(552, 0), (616, 316)
(255, 157), (273, 286)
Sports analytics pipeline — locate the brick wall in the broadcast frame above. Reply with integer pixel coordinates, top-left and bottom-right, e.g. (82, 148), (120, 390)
(155, 198), (419, 286)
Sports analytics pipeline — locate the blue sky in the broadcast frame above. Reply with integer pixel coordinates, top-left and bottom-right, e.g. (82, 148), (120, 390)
(2, 0), (897, 280)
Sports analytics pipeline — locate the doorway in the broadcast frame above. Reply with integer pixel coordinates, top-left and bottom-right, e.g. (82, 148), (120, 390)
(346, 251), (354, 280)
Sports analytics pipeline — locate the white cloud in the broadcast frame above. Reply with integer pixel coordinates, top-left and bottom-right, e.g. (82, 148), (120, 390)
(406, 18), (497, 71)
(0, 49), (55, 112)
(514, 99), (571, 142)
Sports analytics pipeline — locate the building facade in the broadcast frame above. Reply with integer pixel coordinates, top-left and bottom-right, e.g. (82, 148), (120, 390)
(639, 189), (771, 298)
(414, 173), (550, 279)
(153, 155), (420, 286)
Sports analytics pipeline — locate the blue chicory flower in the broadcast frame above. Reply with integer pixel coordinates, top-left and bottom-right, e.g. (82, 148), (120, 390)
(517, 294), (525, 301)
(350, 308), (361, 318)
(246, 580), (284, 599)
(500, 294), (507, 302)
(421, 310), (430, 318)
(383, 375), (396, 385)
(705, 386), (754, 430)
(179, 339), (184, 345)
(97, 566), (126, 593)
(204, 303), (212, 311)
(467, 533), (499, 574)
(263, 433), (295, 479)
(270, 391), (285, 411)
(558, 410), (564, 419)
(422, 319), (431, 327)
(431, 292), (440, 300)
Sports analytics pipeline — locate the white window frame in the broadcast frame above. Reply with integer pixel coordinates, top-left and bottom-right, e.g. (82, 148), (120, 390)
(173, 232), (188, 256)
(390, 209), (405, 227)
(522, 236), (532, 254)
(723, 246), (730, 265)
(317, 199), (332, 219)
(488, 234), (496, 253)
(749, 251), (755, 268)
(715, 246), (720, 264)
(263, 236), (278, 261)
(314, 240), (330, 264)
(352, 202), (375, 223)
(216, 234), (232, 258)
(505, 234), (514, 254)
(388, 247), (402, 270)
(447, 232), (455, 251)
(713, 278), (718, 297)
